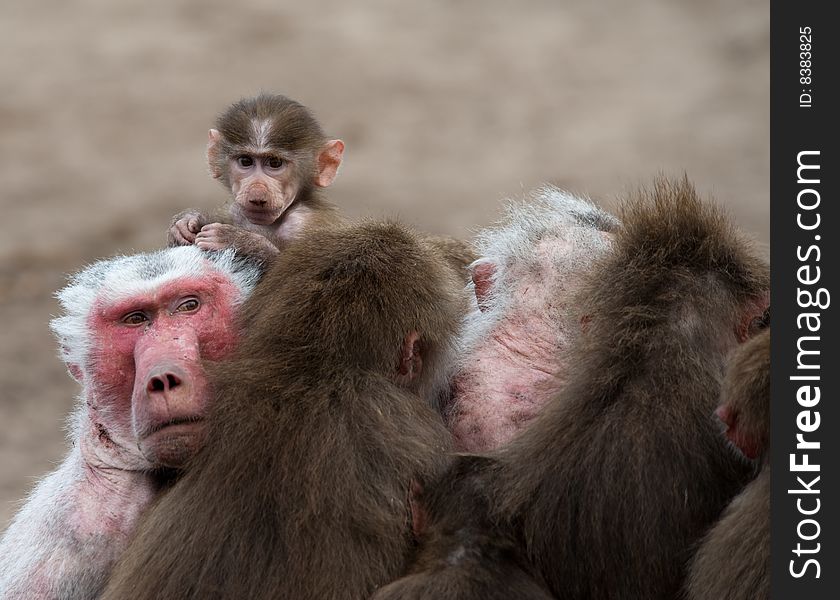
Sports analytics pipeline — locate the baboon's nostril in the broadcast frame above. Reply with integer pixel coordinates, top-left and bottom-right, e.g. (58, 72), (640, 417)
(147, 372), (182, 393)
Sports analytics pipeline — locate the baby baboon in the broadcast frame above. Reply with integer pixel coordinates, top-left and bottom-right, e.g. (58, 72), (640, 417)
(169, 93), (344, 261)
(104, 221), (469, 599)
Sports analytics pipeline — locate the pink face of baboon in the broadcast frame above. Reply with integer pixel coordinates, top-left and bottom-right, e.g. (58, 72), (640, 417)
(446, 189), (618, 452)
(88, 275), (239, 467)
(52, 246), (261, 470)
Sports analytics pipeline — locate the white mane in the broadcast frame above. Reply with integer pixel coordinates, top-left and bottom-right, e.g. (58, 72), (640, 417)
(459, 186), (619, 362)
(50, 246), (262, 371)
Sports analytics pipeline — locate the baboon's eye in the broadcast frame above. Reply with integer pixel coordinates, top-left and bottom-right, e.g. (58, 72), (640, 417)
(237, 156), (254, 168)
(122, 311), (149, 326)
(175, 297), (201, 313)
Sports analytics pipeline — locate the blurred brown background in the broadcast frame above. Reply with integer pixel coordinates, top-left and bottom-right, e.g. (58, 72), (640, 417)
(0, 0), (768, 526)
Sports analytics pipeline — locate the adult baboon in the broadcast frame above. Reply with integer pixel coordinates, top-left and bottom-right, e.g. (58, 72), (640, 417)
(447, 186), (619, 451)
(0, 247), (260, 599)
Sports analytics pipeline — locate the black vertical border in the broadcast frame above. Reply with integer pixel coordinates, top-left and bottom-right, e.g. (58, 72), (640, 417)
(771, 2), (838, 597)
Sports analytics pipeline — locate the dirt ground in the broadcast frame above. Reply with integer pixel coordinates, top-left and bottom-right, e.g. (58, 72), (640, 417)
(0, 0), (768, 527)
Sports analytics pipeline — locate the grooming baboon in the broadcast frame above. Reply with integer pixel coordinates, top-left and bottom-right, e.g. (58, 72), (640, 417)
(0, 247), (260, 600)
(103, 221), (468, 599)
(169, 93), (344, 262)
(447, 187), (619, 451)
(383, 178), (770, 599)
(685, 329), (771, 600)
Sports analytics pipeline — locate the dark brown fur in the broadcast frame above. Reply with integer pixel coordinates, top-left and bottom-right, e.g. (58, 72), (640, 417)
(373, 455), (555, 600)
(103, 221), (467, 599)
(684, 329), (770, 600)
(386, 178), (770, 599)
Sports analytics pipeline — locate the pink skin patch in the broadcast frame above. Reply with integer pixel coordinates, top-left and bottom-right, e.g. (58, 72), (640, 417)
(715, 404), (761, 460)
(84, 273), (241, 470)
(69, 459), (159, 546)
(449, 253), (579, 451)
(272, 202), (318, 242)
(448, 229), (610, 452)
(449, 330), (564, 452)
(471, 261), (496, 312)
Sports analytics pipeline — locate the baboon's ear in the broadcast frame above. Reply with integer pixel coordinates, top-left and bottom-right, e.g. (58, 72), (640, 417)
(314, 139), (345, 188)
(397, 330), (423, 383)
(207, 129), (224, 180)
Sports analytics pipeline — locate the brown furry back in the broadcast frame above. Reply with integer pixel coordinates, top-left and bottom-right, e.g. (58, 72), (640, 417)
(489, 177), (769, 599)
(102, 221), (465, 600)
